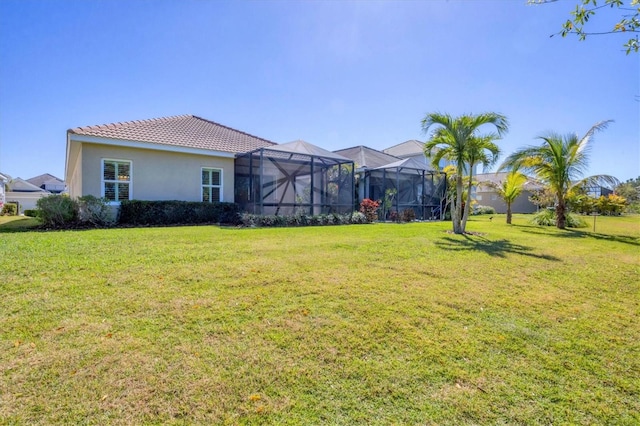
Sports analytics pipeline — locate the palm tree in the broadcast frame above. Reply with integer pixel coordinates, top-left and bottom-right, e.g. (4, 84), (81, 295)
(485, 171), (528, 224)
(499, 120), (617, 229)
(422, 112), (509, 234)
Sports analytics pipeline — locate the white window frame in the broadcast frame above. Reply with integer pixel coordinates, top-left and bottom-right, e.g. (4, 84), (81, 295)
(201, 167), (223, 203)
(101, 159), (132, 205)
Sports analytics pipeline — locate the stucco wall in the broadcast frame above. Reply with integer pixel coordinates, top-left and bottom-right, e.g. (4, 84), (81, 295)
(475, 190), (538, 214)
(80, 144), (235, 202)
(66, 142), (83, 199)
(5, 192), (50, 214)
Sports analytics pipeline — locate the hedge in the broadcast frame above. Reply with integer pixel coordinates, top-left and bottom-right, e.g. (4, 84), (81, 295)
(118, 200), (240, 226)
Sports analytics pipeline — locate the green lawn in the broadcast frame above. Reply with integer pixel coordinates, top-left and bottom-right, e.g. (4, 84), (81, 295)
(1, 215), (638, 424)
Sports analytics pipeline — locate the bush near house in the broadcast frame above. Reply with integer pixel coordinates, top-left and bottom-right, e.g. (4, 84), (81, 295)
(472, 205), (496, 215)
(77, 195), (116, 227)
(23, 209), (39, 218)
(36, 195), (78, 227)
(118, 200), (240, 226)
(1, 203), (17, 216)
(531, 208), (588, 228)
(359, 198), (380, 222)
(240, 212), (367, 227)
(399, 208), (415, 222)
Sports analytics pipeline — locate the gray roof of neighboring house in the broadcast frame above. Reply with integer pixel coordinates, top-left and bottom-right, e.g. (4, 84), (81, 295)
(8, 177), (48, 193)
(372, 157), (437, 172)
(68, 115), (277, 154)
(383, 140), (425, 158)
(333, 146), (400, 169)
(475, 172), (544, 192)
(0, 172), (9, 182)
(27, 173), (64, 188)
(267, 140), (352, 162)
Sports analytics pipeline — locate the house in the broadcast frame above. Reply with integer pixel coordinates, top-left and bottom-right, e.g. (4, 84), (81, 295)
(383, 139), (457, 171)
(4, 177), (51, 214)
(65, 115), (277, 206)
(383, 140), (430, 166)
(26, 173), (65, 193)
(0, 172), (8, 208)
(474, 172), (543, 214)
(65, 115), (357, 216)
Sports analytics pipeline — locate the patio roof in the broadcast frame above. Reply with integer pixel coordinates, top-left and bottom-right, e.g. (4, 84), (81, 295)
(372, 157), (437, 172)
(333, 145), (400, 169)
(267, 140), (352, 162)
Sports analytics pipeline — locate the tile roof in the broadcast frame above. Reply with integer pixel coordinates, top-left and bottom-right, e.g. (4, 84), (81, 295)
(68, 115), (277, 154)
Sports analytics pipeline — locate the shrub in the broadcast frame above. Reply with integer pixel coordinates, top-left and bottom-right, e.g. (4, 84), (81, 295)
(401, 209), (416, 222)
(1, 203), (18, 216)
(359, 198), (380, 223)
(118, 200), (240, 226)
(350, 211), (367, 224)
(24, 209), (39, 217)
(78, 195), (116, 227)
(472, 205), (496, 215)
(239, 212), (364, 227)
(531, 209), (588, 228)
(36, 195), (79, 227)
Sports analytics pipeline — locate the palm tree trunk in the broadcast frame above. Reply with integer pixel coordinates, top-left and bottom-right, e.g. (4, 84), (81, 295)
(453, 177), (463, 234)
(556, 197), (567, 229)
(461, 168), (474, 233)
(506, 202), (512, 224)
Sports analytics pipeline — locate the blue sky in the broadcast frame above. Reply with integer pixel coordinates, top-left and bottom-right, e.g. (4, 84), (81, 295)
(1, 0), (638, 182)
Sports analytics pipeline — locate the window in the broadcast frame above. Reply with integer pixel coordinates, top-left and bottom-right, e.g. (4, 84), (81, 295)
(102, 159), (131, 202)
(202, 168), (222, 202)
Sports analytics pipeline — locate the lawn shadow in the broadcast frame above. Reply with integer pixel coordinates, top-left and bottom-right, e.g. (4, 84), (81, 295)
(514, 225), (640, 247)
(435, 234), (560, 261)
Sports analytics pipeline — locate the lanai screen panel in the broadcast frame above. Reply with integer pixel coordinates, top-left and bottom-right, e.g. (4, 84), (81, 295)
(235, 148), (354, 216)
(364, 165), (446, 220)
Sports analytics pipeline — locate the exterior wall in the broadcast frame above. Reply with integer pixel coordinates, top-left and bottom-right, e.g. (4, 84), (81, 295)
(475, 190), (538, 214)
(5, 191), (50, 214)
(80, 143), (235, 202)
(66, 141), (83, 199)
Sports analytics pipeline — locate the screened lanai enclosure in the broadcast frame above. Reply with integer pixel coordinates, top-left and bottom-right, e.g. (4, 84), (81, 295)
(235, 140), (355, 216)
(360, 157), (447, 220)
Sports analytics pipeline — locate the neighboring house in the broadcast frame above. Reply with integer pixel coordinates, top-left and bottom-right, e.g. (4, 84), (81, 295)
(5, 177), (51, 214)
(0, 172), (8, 208)
(65, 115), (276, 205)
(383, 140), (430, 166)
(27, 173), (66, 193)
(474, 172), (543, 214)
(382, 139), (455, 170)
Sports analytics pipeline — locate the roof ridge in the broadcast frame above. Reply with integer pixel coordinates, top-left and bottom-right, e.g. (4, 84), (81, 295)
(192, 115), (277, 146)
(70, 114), (193, 133)
(335, 145), (400, 157)
(384, 139), (424, 150)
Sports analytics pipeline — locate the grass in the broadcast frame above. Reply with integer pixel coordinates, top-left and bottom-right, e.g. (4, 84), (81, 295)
(1, 214), (638, 424)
